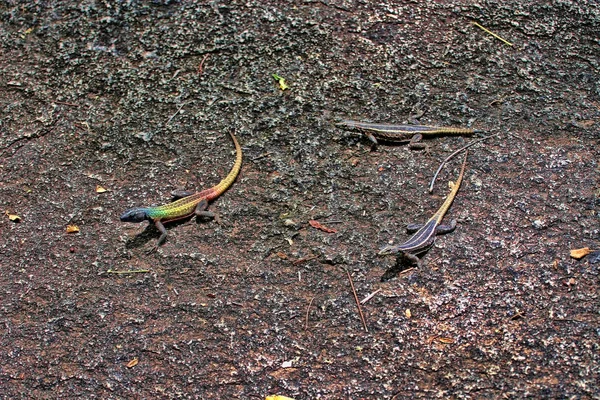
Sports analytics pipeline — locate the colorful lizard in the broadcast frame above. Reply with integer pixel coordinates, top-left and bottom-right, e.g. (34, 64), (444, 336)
(120, 131), (242, 246)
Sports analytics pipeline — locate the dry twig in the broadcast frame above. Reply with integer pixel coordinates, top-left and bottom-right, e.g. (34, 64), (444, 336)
(360, 288), (381, 305)
(346, 269), (368, 332)
(198, 54), (210, 75)
(304, 296), (315, 330)
(429, 133), (502, 193)
(472, 21), (514, 46)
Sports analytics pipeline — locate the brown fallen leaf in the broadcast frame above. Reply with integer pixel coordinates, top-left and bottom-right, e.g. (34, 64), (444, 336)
(426, 336), (438, 345)
(309, 220), (337, 233)
(577, 119), (595, 128)
(438, 337), (455, 344)
(570, 247), (591, 259)
(292, 255), (317, 265)
(95, 185), (107, 193)
(126, 358), (138, 368)
(66, 225), (80, 233)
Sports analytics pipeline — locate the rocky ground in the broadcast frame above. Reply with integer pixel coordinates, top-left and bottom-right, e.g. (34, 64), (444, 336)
(1, 1), (599, 398)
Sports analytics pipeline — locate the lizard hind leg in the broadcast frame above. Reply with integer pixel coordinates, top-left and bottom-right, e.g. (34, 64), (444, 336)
(194, 198), (216, 220)
(408, 133), (427, 151)
(435, 219), (457, 234)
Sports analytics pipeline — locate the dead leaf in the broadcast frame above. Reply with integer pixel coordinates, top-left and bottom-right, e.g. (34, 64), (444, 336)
(570, 247), (592, 259)
(272, 73), (289, 91)
(309, 220), (337, 233)
(405, 309), (412, 318)
(276, 252), (288, 259)
(438, 337), (455, 344)
(126, 358), (138, 368)
(5, 211), (21, 222)
(95, 185), (107, 193)
(577, 119), (595, 128)
(66, 225), (80, 233)
(266, 396), (296, 400)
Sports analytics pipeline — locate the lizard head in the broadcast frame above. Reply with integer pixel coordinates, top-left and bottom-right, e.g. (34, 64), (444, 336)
(120, 207), (150, 223)
(378, 245), (399, 256)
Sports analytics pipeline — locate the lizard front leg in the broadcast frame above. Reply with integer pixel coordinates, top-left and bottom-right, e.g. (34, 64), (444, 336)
(155, 219), (168, 246)
(397, 251), (420, 266)
(362, 130), (379, 146)
(406, 222), (424, 233)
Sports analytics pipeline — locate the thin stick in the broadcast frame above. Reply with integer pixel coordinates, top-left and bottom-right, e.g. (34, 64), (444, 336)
(54, 101), (80, 107)
(166, 103), (186, 125)
(293, 255), (318, 265)
(304, 296), (315, 330)
(360, 288), (381, 304)
(429, 133), (502, 193)
(346, 269), (368, 332)
(198, 54), (209, 75)
(106, 269), (150, 274)
(472, 22), (514, 46)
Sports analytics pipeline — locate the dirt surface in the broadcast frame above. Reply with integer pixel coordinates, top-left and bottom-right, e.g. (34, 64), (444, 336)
(1, 1), (599, 398)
